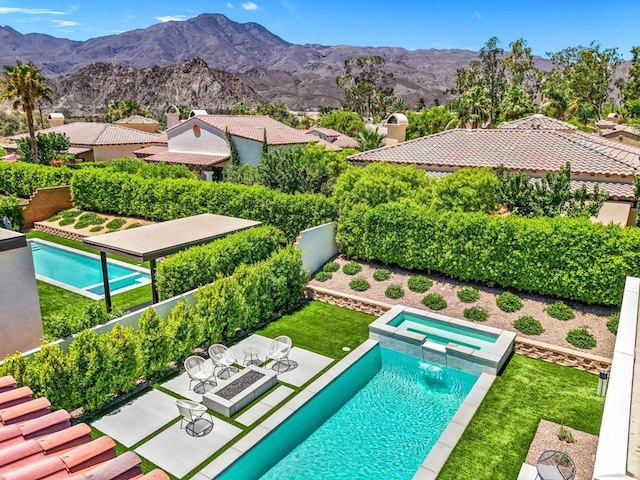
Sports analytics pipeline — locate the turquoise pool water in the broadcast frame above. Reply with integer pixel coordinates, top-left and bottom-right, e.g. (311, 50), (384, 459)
(218, 347), (477, 480)
(30, 240), (150, 297)
(390, 312), (498, 351)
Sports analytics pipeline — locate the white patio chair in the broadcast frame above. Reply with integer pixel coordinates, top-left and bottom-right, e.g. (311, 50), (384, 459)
(208, 344), (238, 379)
(536, 450), (576, 480)
(184, 355), (216, 393)
(176, 399), (213, 437)
(266, 336), (292, 372)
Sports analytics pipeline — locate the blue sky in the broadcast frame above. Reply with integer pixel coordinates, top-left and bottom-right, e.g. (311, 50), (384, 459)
(2, 1), (638, 58)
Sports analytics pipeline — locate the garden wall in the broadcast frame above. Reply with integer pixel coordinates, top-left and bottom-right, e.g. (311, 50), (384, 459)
(22, 186), (72, 229)
(294, 221), (338, 274)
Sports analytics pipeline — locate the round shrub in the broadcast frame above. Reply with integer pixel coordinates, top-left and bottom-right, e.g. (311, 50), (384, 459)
(105, 217), (126, 230)
(606, 313), (619, 335)
(349, 276), (371, 292)
(496, 291), (523, 312)
(566, 326), (596, 349)
(373, 269), (391, 281)
(90, 226), (104, 233)
(127, 222), (142, 229)
(314, 271), (332, 282)
(457, 286), (480, 303)
(322, 261), (340, 273)
(407, 275), (433, 293)
(59, 217), (75, 226)
(513, 316), (544, 335)
(385, 284), (405, 299)
(545, 301), (575, 321)
(422, 293), (447, 310)
(342, 262), (363, 275)
(74, 212), (106, 230)
(463, 306), (488, 322)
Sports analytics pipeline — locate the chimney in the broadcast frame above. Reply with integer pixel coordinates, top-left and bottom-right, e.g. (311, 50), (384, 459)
(166, 105), (180, 130)
(385, 113), (408, 144)
(48, 113), (65, 128)
(607, 112), (620, 124)
(189, 109), (208, 118)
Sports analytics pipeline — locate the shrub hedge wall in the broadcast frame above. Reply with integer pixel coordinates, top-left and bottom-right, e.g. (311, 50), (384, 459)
(70, 169), (336, 240)
(0, 196), (23, 231)
(0, 246), (307, 413)
(155, 225), (285, 300)
(0, 162), (73, 197)
(337, 202), (640, 306)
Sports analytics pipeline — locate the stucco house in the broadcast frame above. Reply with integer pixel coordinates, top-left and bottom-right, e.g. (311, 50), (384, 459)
(114, 115), (160, 133)
(349, 114), (640, 225)
(9, 113), (164, 162)
(134, 112), (340, 180)
(304, 127), (358, 149)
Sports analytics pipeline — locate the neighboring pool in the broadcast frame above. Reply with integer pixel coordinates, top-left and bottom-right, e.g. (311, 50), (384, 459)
(389, 311), (498, 351)
(217, 346), (478, 480)
(30, 239), (151, 299)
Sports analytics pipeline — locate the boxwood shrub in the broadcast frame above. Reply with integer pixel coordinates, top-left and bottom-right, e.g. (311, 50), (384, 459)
(385, 284), (405, 299)
(513, 316), (544, 335)
(342, 262), (362, 275)
(0, 162), (73, 197)
(545, 301), (575, 321)
(457, 286), (480, 303)
(336, 202), (640, 306)
(322, 261), (340, 273)
(350, 276), (371, 292)
(422, 293), (447, 310)
(607, 313), (619, 335)
(373, 268), (391, 281)
(496, 292), (523, 312)
(566, 326), (596, 349)
(463, 306), (488, 322)
(314, 271), (332, 282)
(407, 275), (433, 293)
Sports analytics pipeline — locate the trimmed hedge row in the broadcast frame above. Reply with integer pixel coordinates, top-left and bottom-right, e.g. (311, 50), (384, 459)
(337, 202), (640, 306)
(0, 162), (73, 197)
(155, 225), (285, 300)
(0, 196), (23, 231)
(0, 246), (307, 413)
(71, 169), (337, 240)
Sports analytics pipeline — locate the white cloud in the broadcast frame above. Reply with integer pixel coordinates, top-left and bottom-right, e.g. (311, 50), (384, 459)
(0, 7), (65, 15)
(242, 2), (259, 10)
(52, 19), (79, 27)
(155, 15), (188, 22)
(471, 11), (483, 19)
(226, 2), (233, 8)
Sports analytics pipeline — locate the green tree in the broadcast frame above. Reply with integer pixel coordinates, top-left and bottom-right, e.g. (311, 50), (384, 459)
(431, 168), (499, 213)
(336, 56), (394, 119)
(164, 300), (203, 361)
(102, 324), (141, 394)
(254, 101), (299, 128)
(317, 110), (365, 137)
(390, 98), (409, 112)
(0, 61), (51, 162)
(500, 85), (537, 121)
(137, 307), (171, 381)
(17, 132), (71, 165)
(503, 38), (540, 96)
(356, 128), (386, 151)
(622, 46), (640, 103)
(258, 145), (329, 194)
(541, 82), (577, 121)
(479, 37), (507, 125)
(67, 329), (111, 411)
(0, 351), (28, 385)
(105, 99), (151, 123)
(405, 106), (458, 140)
(462, 86), (491, 128)
(226, 128), (241, 166)
(26, 344), (70, 410)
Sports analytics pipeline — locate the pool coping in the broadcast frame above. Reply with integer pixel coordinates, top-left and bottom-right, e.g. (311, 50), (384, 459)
(29, 238), (151, 299)
(201, 339), (495, 479)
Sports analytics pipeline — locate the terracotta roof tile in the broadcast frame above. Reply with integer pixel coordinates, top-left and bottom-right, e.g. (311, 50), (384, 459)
(497, 114), (577, 131)
(305, 128), (358, 149)
(1, 454), (68, 480)
(18, 410), (71, 440)
(145, 151), (230, 167)
(0, 389), (32, 410)
(602, 124), (640, 138)
(132, 146), (168, 158)
(115, 116), (159, 125)
(59, 437), (116, 474)
(0, 379), (15, 395)
(9, 124), (162, 147)
(0, 398), (50, 425)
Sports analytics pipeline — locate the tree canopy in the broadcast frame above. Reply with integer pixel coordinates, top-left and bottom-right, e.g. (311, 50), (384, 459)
(336, 56), (394, 120)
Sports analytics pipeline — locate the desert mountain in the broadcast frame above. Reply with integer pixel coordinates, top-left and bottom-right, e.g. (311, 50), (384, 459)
(0, 13), (552, 110)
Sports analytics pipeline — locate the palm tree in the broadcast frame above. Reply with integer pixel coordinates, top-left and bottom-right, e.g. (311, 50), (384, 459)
(500, 85), (537, 121)
(390, 98), (409, 113)
(356, 128), (386, 151)
(105, 99), (150, 123)
(541, 86), (576, 121)
(0, 61), (51, 162)
(463, 86), (491, 128)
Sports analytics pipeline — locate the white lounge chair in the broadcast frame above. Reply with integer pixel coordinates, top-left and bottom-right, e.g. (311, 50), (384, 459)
(266, 336), (292, 372)
(184, 355), (216, 393)
(176, 399), (213, 437)
(208, 344), (238, 379)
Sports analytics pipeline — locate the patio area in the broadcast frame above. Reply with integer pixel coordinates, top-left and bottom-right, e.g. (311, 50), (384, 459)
(92, 334), (333, 479)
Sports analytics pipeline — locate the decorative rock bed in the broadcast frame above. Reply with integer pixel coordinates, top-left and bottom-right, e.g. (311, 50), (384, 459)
(202, 366), (277, 417)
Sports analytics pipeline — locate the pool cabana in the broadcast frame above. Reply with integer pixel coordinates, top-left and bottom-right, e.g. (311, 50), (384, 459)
(83, 214), (262, 311)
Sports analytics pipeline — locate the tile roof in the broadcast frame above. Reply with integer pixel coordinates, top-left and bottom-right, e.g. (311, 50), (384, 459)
(602, 124), (640, 138)
(115, 115), (159, 125)
(305, 128), (359, 149)
(497, 114), (577, 131)
(132, 146), (169, 158)
(349, 128), (640, 176)
(0, 375), (168, 480)
(10, 123), (162, 147)
(145, 151), (230, 167)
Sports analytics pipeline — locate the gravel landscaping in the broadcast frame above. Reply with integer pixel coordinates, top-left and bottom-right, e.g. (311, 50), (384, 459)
(311, 255), (617, 358)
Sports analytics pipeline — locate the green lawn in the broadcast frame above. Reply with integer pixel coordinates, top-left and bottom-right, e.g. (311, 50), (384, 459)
(437, 354), (605, 480)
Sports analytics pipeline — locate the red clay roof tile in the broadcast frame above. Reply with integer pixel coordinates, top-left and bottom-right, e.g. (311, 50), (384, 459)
(37, 424), (92, 456)
(0, 439), (45, 472)
(0, 388), (32, 410)
(81, 451), (142, 480)
(19, 410), (71, 440)
(0, 398), (50, 425)
(0, 455), (68, 480)
(0, 379), (15, 395)
(59, 437), (116, 473)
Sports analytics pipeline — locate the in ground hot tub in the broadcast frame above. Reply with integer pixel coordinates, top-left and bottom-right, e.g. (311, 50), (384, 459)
(370, 305), (515, 375)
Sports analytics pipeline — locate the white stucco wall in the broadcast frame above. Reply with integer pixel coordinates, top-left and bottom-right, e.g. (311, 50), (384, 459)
(294, 222), (338, 274)
(0, 239), (43, 358)
(233, 136), (264, 167)
(168, 119), (230, 155)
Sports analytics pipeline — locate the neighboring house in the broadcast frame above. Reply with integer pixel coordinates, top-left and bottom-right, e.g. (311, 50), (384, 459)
(304, 127), (358, 149)
(349, 114), (640, 225)
(134, 113), (340, 180)
(9, 113), (164, 162)
(114, 114), (160, 133)
(600, 125), (640, 148)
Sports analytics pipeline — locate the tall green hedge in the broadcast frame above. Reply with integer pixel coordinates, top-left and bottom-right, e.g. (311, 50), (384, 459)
(71, 169), (336, 240)
(337, 202), (640, 306)
(0, 246), (307, 413)
(0, 196), (23, 231)
(155, 225), (284, 300)
(0, 162), (73, 197)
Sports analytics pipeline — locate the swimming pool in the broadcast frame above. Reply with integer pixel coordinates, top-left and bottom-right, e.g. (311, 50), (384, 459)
(30, 239), (151, 299)
(217, 346), (478, 480)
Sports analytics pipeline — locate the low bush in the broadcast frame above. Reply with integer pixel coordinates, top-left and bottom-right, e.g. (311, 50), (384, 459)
(349, 277), (371, 292)
(42, 302), (116, 341)
(463, 306), (488, 322)
(322, 261), (340, 273)
(566, 326), (596, 349)
(0, 162), (73, 197)
(607, 313), (619, 335)
(422, 293), (447, 310)
(557, 425), (575, 444)
(0, 196), (23, 231)
(373, 269), (391, 281)
(127, 222), (142, 229)
(545, 301), (575, 321)
(74, 212), (106, 229)
(407, 275), (433, 293)
(496, 292), (523, 312)
(315, 271), (332, 282)
(513, 316), (544, 335)
(342, 262), (363, 275)
(457, 286), (480, 303)
(385, 284), (405, 299)
(105, 218), (126, 230)
(90, 226), (104, 232)
(59, 217), (75, 226)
